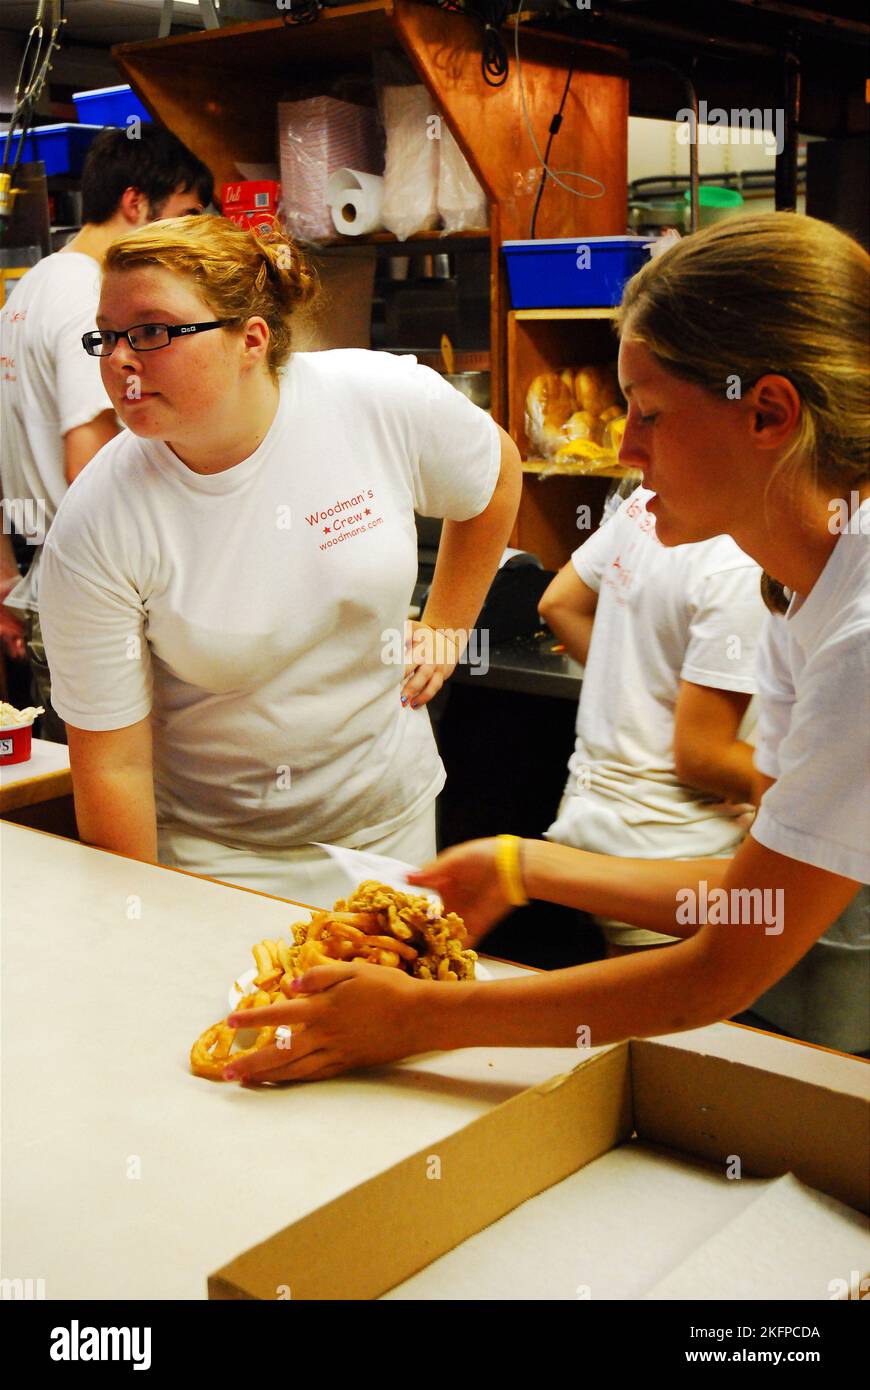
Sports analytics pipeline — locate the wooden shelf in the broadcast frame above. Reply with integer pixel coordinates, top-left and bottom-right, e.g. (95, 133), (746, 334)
(513, 308), (620, 321)
(523, 459), (628, 478)
(117, 2), (395, 83)
(314, 230), (490, 254)
(114, 0), (628, 427)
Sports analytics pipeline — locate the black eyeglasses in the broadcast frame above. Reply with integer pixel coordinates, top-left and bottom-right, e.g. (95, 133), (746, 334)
(81, 320), (236, 357)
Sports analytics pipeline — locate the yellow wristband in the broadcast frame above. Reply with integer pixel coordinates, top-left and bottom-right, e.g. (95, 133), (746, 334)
(494, 834), (528, 907)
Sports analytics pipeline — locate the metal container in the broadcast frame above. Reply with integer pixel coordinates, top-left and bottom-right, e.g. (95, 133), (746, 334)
(629, 201), (688, 236)
(443, 371), (491, 411)
(411, 253), (453, 281)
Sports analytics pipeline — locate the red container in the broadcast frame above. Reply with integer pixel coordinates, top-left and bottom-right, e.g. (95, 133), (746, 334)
(224, 208), (278, 235)
(221, 180), (281, 214)
(0, 722), (33, 765)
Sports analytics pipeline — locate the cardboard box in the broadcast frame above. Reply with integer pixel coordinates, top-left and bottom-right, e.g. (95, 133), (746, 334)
(224, 208), (279, 235)
(210, 1026), (870, 1301)
(222, 179), (281, 214)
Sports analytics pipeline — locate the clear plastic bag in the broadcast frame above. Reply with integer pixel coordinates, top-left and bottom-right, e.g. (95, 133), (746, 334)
(379, 86), (439, 240)
(277, 97), (383, 243)
(437, 125), (488, 234)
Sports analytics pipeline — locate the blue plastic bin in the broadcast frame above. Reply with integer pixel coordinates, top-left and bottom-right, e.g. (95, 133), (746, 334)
(502, 236), (653, 309)
(0, 124), (104, 177)
(73, 85), (153, 128)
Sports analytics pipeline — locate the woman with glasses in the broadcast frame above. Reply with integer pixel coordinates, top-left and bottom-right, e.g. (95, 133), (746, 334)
(38, 215), (521, 903)
(216, 213), (869, 1083)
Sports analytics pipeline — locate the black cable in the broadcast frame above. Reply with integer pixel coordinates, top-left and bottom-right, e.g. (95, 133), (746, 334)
(482, 21), (509, 86)
(430, 0), (510, 88)
(2, 1), (64, 182)
(529, 52), (575, 239)
(457, 0), (511, 88)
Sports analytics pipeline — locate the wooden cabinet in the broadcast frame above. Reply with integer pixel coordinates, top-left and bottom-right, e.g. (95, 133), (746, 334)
(508, 307), (626, 569)
(114, 0), (628, 569)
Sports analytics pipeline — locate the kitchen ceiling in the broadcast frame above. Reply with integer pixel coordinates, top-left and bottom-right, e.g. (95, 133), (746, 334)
(2, 1), (867, 48)
(0, 1), (204, 47)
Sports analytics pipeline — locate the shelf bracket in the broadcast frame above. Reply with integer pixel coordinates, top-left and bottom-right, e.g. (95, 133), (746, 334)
(159, 0), (221, 40)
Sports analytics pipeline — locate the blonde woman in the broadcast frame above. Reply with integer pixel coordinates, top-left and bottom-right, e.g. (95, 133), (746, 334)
(38, 216), (521, 902)
(224, 213), (869, 1082)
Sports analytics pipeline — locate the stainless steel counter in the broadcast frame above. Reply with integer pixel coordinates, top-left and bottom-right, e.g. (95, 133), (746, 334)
(451, 633), (583, 702)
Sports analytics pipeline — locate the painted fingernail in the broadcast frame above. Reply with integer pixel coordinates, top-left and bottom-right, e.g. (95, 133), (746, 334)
(400, 696), (407, 706)
(410, 701), (418, 709)
(224, 1068), (237, 1080)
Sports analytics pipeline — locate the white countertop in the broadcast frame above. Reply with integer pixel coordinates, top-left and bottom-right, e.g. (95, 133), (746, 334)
(0, 735), (70, 789)
(0, 822), (581, 1300)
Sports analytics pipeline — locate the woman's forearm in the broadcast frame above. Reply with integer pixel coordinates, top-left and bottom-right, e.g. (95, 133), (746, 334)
(540, 604), (593, 666)
(423, 931), (734, 1052)
(73, 768), (158, 861)
(685, 739), (757, 804)
(521, 839), (731, 937)
(421, 433), (522, 639)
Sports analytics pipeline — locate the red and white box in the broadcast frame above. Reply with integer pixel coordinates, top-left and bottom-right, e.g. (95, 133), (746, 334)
(223, 207), (280, 235)
(221, 180), (281, 215)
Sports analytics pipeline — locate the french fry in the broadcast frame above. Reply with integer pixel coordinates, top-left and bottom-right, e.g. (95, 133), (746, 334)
(385, 920), (414, 941)
(360, 934), (418, 962)
(252, 942), (279, 987)
(326, 922), (367, 943)
(363, 947), (401, 968)
(325, 912), (380, 929)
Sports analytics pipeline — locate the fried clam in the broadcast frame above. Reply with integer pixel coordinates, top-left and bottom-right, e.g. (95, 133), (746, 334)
(333, 880), (477, 981)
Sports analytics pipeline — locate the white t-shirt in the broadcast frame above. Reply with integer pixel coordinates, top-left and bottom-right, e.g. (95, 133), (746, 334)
(752, 500), (870, 883)
(545, 486), (765, 860)
(745, 507), (870, 1052)
(0, 251), (112, 611)
(38, 349), (500, 849)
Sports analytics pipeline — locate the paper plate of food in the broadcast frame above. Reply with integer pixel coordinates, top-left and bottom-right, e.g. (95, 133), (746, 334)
(191, 880), (490, 1081)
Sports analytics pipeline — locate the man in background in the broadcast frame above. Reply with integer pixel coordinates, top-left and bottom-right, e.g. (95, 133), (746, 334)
(0, 125), (213, 738)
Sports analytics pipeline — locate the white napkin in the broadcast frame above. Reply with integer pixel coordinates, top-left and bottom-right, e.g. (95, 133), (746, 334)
(311, 843), (442, 911)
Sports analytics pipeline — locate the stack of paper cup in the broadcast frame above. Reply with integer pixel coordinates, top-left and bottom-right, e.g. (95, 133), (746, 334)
(0, 703), (44, 765)
(326, 168), (385, 236)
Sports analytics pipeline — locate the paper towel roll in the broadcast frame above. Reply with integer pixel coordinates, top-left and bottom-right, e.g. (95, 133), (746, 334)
(325, 168), (385, 236)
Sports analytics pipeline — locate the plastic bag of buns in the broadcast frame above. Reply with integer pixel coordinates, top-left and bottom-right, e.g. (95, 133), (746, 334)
(574, 363), (620, 417)
(525, 361), (624, 458)
(525, 371), (576, 457)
